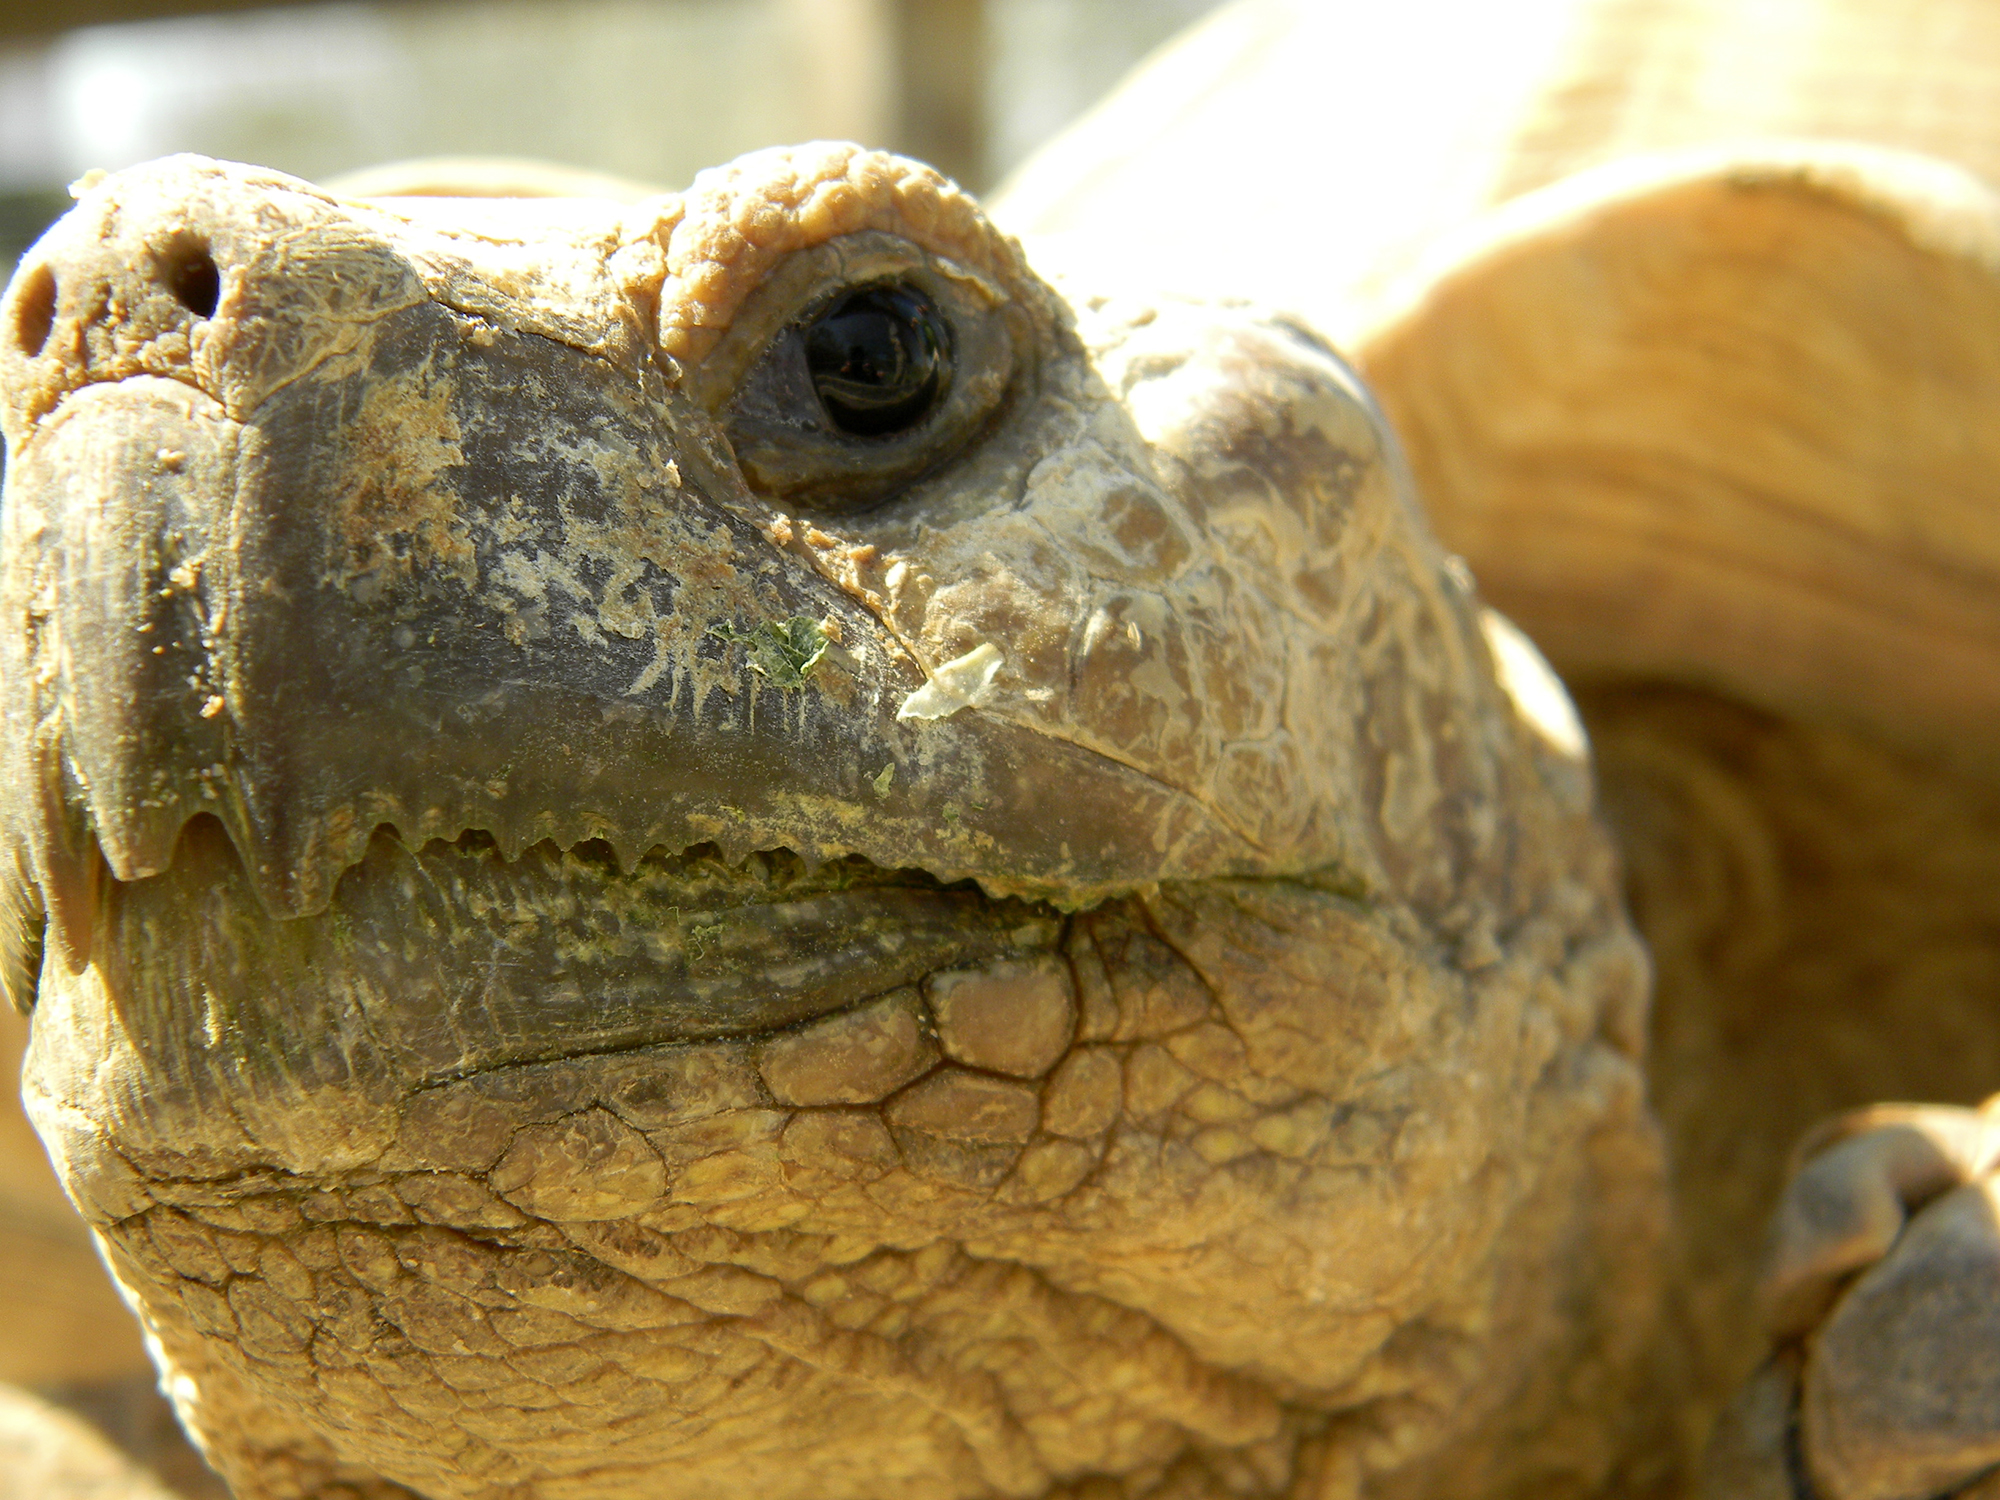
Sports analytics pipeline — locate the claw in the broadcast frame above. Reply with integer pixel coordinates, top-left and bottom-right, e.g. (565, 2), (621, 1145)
(1801, 1176), (2000, 1500)
(1708, 1101), (2000, 1500)
(1761, 1103), (2000, 1341)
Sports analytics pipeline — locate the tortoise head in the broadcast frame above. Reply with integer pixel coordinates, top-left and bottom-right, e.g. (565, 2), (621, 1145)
(0, 146), (1652, 1499)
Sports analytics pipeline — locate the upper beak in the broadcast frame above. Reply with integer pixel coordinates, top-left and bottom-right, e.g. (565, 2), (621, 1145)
(0, 156), (1264, 977)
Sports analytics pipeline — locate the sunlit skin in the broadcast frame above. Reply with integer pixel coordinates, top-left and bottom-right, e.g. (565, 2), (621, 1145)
(2, 140), (1998, 1500)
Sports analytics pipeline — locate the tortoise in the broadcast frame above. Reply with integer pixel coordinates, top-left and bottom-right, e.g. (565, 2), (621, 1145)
(2, 3), (2000, 1498)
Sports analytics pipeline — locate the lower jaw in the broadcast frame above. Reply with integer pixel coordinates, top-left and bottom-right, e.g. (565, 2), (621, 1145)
(44, 813), (1063, 1142)
(26, 836), (1264, 1499)
(98, 1193), (1330, 1500)
(32, 821), (1187, 1498)
(42, 832), (1266, 1499)
(21, 828), (1665, 1500)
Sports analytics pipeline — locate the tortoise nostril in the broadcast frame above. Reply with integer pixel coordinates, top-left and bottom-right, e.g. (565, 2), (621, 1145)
(159, 235), (220, 320)
(13, 263), (56, 356)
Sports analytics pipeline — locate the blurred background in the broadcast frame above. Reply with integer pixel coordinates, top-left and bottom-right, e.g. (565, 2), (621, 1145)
(0, 0), (1221, 282)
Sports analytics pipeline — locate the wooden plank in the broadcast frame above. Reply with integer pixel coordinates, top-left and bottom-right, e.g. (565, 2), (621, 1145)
(0, 0), (418, 41)
(889, 0), (988, 191)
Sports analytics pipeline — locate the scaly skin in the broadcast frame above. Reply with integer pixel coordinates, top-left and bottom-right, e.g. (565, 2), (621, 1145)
(0, 144), (1661, 1500)
(29, 140), (2000, 1500)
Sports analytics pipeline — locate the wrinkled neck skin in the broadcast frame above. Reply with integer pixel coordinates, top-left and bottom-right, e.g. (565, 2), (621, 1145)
(1, 152), (1663, 1500)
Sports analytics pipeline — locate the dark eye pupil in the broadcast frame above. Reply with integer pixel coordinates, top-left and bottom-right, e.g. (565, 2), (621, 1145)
(803, 284), (949, 438)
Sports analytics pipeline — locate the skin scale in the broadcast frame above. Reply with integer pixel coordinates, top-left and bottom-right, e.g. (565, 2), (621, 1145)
(0, 132), (1996, 1500)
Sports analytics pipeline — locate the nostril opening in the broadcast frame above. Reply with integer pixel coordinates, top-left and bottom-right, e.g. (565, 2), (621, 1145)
(159, 235), (220, 320)
(13, 263), (56, 356)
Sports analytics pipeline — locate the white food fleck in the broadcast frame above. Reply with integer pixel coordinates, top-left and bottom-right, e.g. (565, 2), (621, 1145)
(898, 642), (1005, 721)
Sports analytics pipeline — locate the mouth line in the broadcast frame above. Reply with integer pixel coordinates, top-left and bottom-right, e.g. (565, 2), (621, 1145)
(29, 799), (1031, 946)
(29, 814), (1073, 1080)
(181, 813), (1031, 913)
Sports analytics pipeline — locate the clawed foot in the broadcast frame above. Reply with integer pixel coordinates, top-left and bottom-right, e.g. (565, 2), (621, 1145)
(1705, 1098), (2000, 1499)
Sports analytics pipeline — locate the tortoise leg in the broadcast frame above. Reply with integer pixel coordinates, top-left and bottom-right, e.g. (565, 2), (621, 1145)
(1705, 1099), (2000, 1499)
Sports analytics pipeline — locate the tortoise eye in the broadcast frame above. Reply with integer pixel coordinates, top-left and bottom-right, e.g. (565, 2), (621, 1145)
(803, 283), (950, 437)
(703, 233), (1019, 512)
